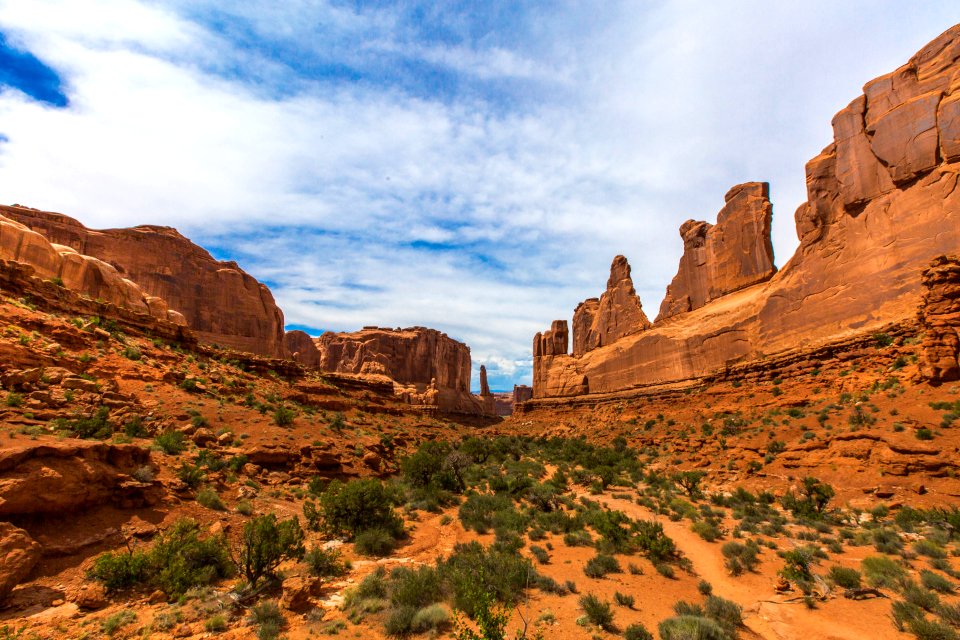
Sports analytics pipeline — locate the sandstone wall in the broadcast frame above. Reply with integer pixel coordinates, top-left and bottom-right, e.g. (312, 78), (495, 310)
(920, 255), (960, 383)
(0, 213), (184, 326)
(285, 330), (321, 367)
(0, 206), (285, 357)
(532, 25), (960, 399)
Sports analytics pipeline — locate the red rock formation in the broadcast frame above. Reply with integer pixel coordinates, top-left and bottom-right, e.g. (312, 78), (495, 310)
(285, 330), (321, 367)
(315, 326), (481, 413)
(0, 522), (40, 602)
(920, 256), (960, 383)
(479, 364), (496, 415)
(512, 384), (533, 405)
(657, 182), (776, 321)
(0, 213), (184, 325)
(572, 256), (652, 356)
(0, 206), (285, 357)
(532, 25), (960, 400)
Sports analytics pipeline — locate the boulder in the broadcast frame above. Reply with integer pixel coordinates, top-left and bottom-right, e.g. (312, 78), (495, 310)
(0, 522), (41, 602)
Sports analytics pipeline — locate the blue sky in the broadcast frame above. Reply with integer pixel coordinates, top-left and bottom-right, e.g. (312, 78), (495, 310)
(0, 1), (958, 391)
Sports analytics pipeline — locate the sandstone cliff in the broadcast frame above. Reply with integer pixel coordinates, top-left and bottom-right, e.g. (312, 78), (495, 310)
(315, 326), (482, 414)
(0, 206), (285, 358)
(532, 25), (960, 400)
(920, 255), (960, 384)
(479, 364), (496, 415)
(572, 255), (652, 356)
(657, 182), (776, 321)
(0, 213), (184, 326)
(285, 330), (321, 367)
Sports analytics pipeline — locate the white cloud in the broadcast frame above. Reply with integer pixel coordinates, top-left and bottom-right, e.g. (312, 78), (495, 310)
(0, 0), (957, 390)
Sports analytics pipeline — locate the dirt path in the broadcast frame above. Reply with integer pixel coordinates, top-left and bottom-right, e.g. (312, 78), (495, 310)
(582, 491), (907, 640)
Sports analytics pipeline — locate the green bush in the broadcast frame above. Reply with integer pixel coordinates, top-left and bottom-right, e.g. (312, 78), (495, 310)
(703, 595), (742, 637)
(828, 566), (862, 589)
(584, 553), (621, 578)
(101, 610), (136, 637)
(305, 546), (349, 578)
(389, 566), (443, 609)
(440, 541), (534, 618)
(196, 486), (225, 510)
(780, 477), (834, 519)
(154, 431), (187, 455)
(319, 478), (403, 539)
(921, 569), (955, 594)
(579, 593), (615, 631)
(272, 404), (295, 427)
(721, 540), (759, 575)
(624, 622), (654, 640)
(63, 406), (113, 439)
(658, 615), (729, 640)
(237, 515), (305, 589)
(862, 555), (906, 589)
(89, 518), (232, 598)
(355, 527), (397, 557)
(4, 392), (22, 408)
(614, 591), (635, 608)
(248, 600), (285, 640)
(907, 616), (958, 640)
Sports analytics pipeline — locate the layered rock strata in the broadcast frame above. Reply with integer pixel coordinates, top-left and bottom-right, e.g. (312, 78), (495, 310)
(285, 330), (321, 367)
(0, 213), (184, 325)
(657, 182), (776, 321)
(920, 255), (960, 383)
(531, 25), (960, 400)
(1, 205), (285, 357)
(315, 326), (481, 414)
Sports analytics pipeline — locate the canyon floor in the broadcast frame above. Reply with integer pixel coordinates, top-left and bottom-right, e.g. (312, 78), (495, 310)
(0, 284), (958, 640)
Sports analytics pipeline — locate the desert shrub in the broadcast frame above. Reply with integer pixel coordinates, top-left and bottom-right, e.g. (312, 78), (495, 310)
(124, 415), (147, 438)
(907, 617), (959, 640)
(90, 518), (232, 598)
(63, 406), (113, 439)
(921, 570), (955, 594)
(704, 595), (742, 637)
(891, 600), (925, 631)
(584, 553), (621, 578)
(305, 546), (349, 578)
(248, 600), (285, 640)
(828, 566), (862, 589)
(872, 527), (903, 554)
(779, 548), (815, 592)
(204, 614), (228, 632)
(5, 392), (22, 407)
(401, 441), (465, 492)
(780, 477), (834, 520)
(624, 623), (654, 640)
(354, 527), (397, 557)
(529, 545), (550, 564)
(915, 539), (948, 559)
(692, 519), (723, 542)
(614, 591), (635, 608)
(903, 580), (941, 612)
(101, 610), (136, 636)
(237, 515), (305, 589)
(384, 606), (417, 636)
(698, 580), (713, 596)
(410, 604), (449, 633)
(440, 541), (534, 617)
(458, 492), (515, 534)
(176, 462), (205, 488)
(862, 555), (907, 589)
(389, 565), (444, 609)
(722, 540), (760, 575)
(672, 470), (707, 498)
(658, 615), (729, 640)
(154, 431), (187, 455)
(589, 508), (634, 553)
(579, 593), (615, 631)
(196, 486), (225, 511)
(272, 404), (295, 427)
(563, 530), (593, 547)
(319, 478), (403, 539)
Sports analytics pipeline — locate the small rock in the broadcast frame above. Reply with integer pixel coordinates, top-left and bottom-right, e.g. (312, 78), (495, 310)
(148, 590), (167, 604)
(68, 583), (108, 610)
(192, 428), (217, 447)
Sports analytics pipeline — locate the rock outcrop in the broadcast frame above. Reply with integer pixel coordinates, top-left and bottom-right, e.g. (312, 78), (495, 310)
(479, 364), (496, 415)
(920, 256), (960, 383)
(285, 330), (321, 367)
(572, 255), (652, 356)
(657, 182), (776, 321)
(531, 25), (960, 400)
(1, 206), (285, 357)
(315, 326), (480, 413)
(0, 213), (184, 325)
(0, 441), (161, 516)
(0, 522), (40, 602)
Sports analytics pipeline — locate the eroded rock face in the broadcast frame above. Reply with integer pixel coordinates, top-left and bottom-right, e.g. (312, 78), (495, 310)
(532, 25), (960, 399)
(572, 256), (652, 356)
(0, 214), (184, 325)
(920, 256), (960, 383)
(0, 522), (40, 602)
(0, 206), (285, 357)
(657, 182), (776, 321)
(315, 326), (481, 413)
(284, 330), (321, 367)
(0, 441), (160, 516)
(479, 364), (496, 415)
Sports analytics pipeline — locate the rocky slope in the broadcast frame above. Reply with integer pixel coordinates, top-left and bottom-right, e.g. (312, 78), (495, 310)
(531, 25), (960, 401)
(1, 205), (286, 358)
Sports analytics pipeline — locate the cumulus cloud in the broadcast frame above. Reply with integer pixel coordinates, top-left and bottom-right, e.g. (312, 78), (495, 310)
(0, 0), (957, 391)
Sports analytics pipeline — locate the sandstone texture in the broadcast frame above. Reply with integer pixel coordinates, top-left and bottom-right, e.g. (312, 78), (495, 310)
(315, 326), (481, 413)
(657, 182), (776, 321)
(0, 441), (160, 517)
(0, 206), (285, 357)
(532, 26), (960, 399)
(285, 330), (321, 367)
(0, 213), (184, 325)
(479, 364), (496, 415)
(920, 255), (960, 383)
(572, 255), (652, 356)
(0, 522), (40, 602)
